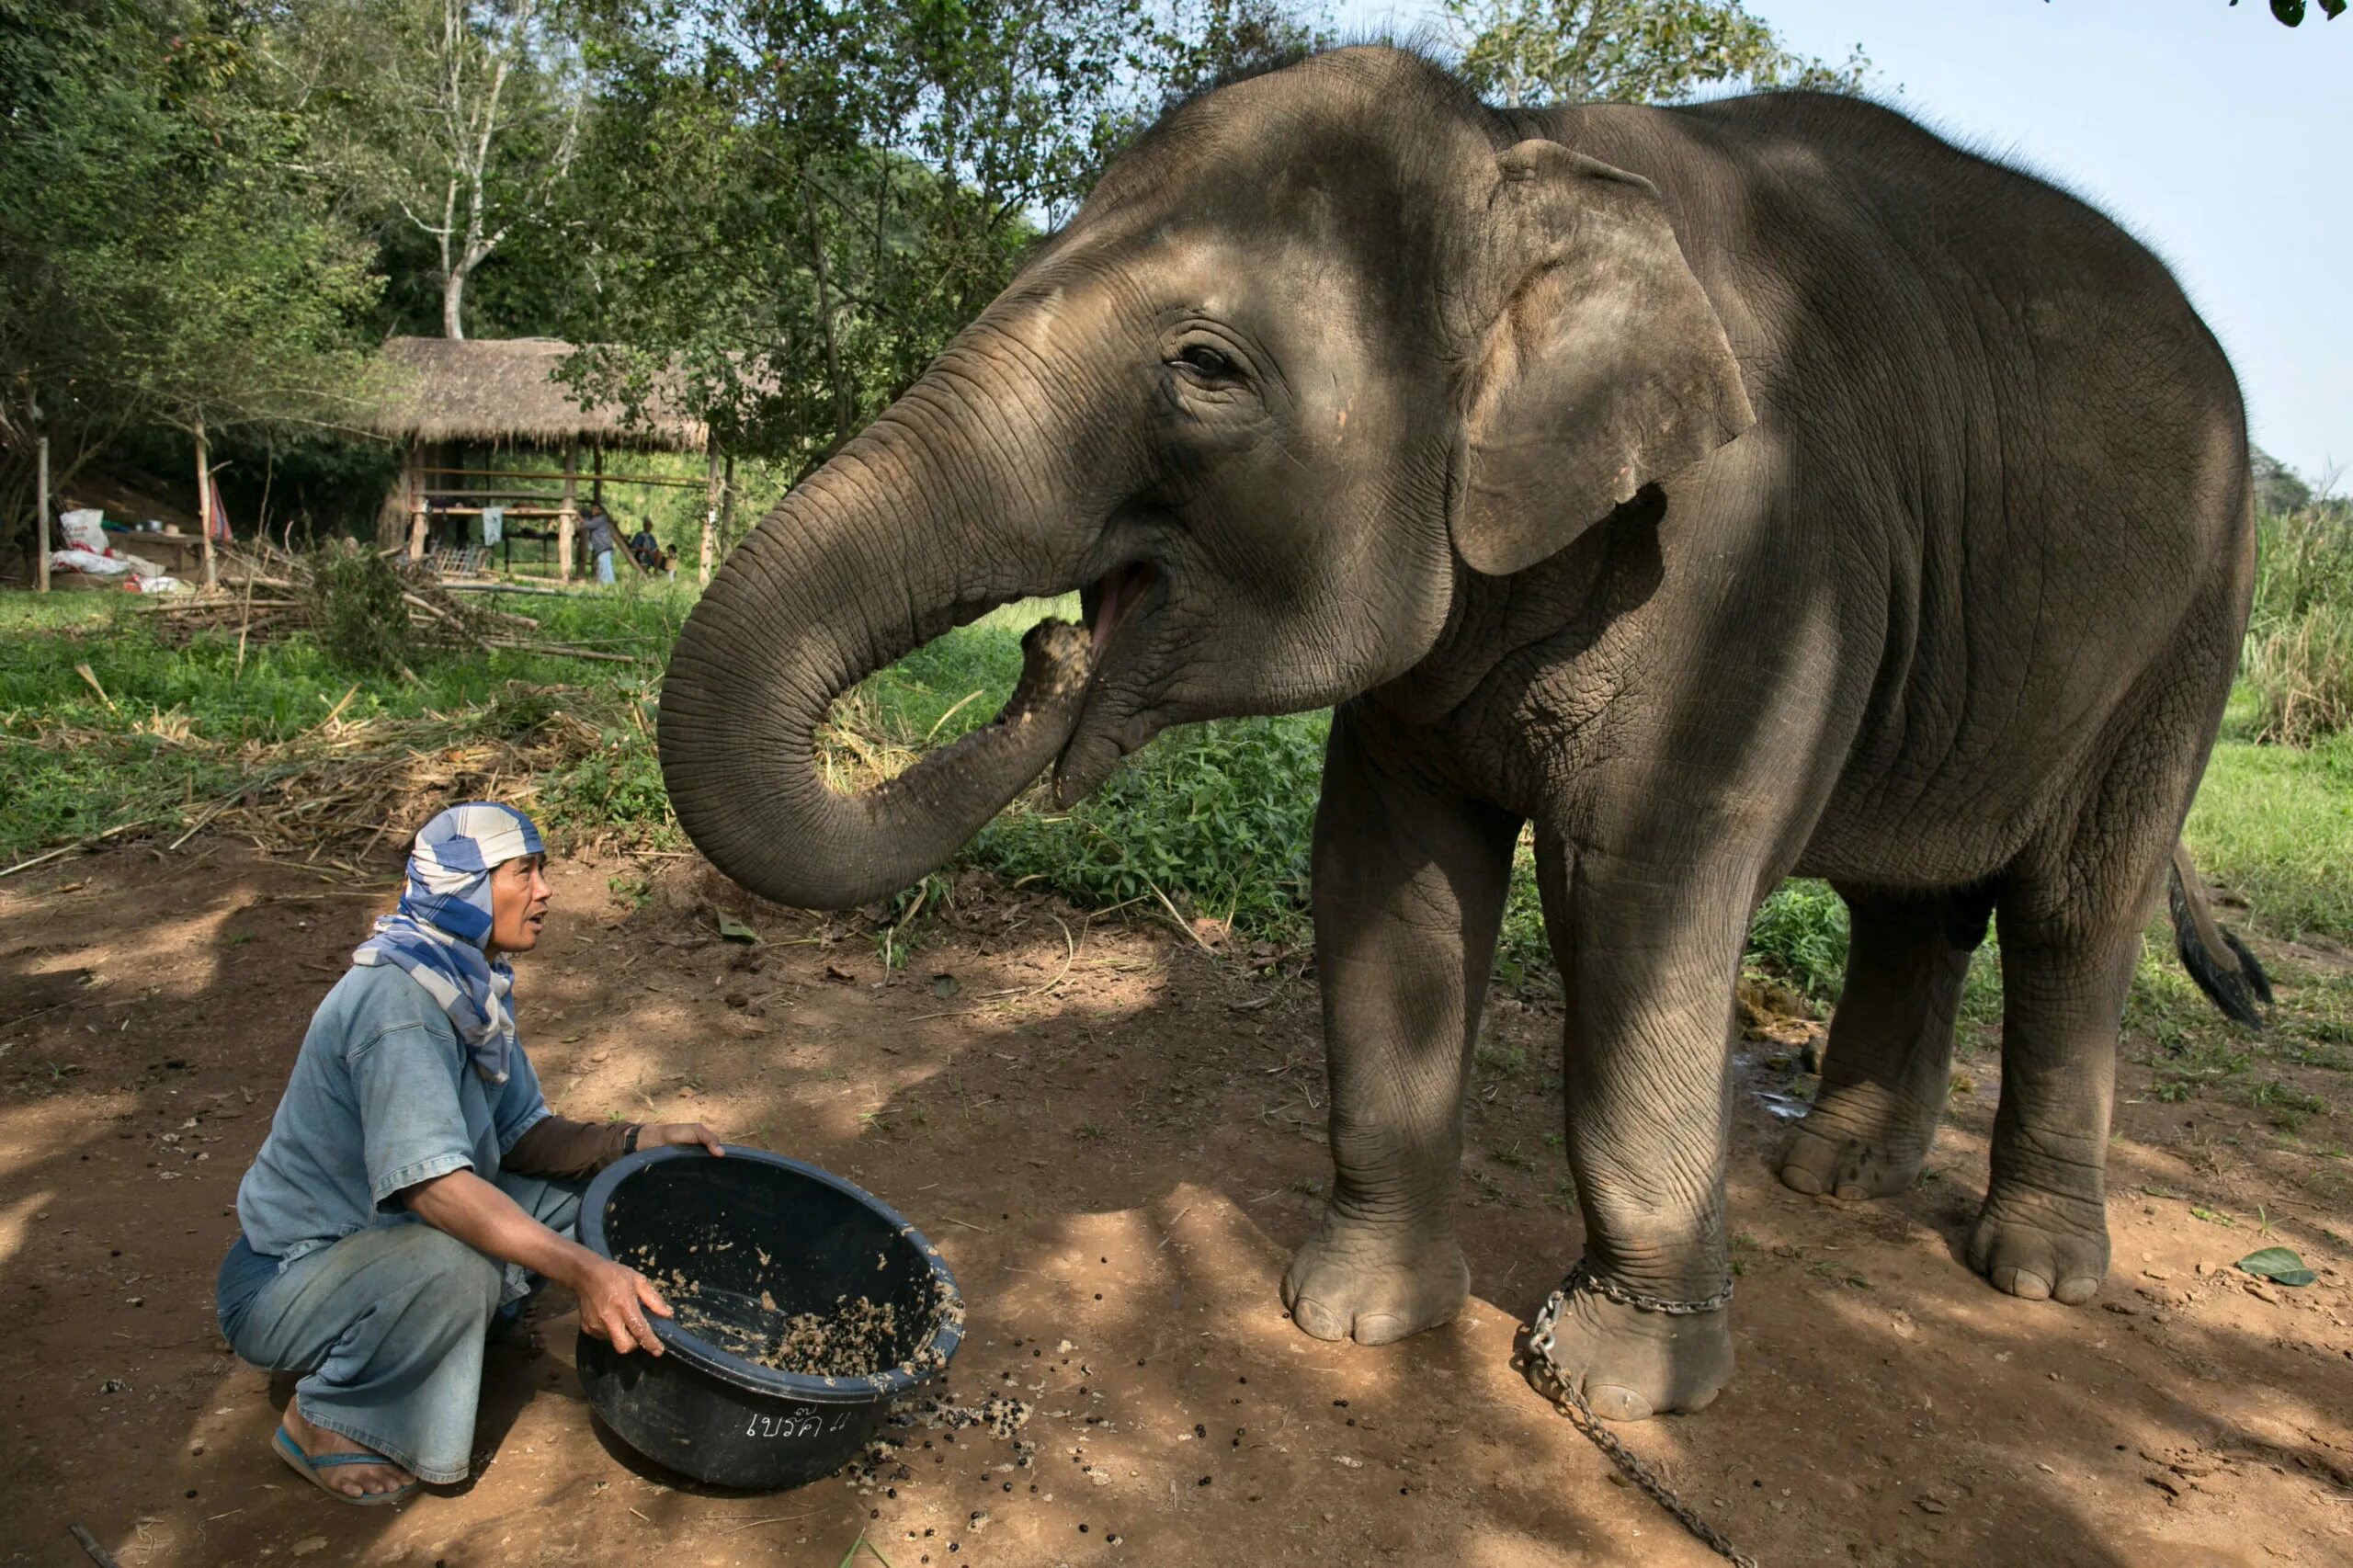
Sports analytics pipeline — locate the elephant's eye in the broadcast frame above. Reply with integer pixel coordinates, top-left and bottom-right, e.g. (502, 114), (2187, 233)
(1173, 343), (1239, 385)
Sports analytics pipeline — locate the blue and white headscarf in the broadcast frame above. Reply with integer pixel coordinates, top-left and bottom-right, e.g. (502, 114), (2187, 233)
(352, 802), (544, 1085)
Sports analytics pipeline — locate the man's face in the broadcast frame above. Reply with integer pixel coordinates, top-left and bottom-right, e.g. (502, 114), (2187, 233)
(486, 855), (551, 956)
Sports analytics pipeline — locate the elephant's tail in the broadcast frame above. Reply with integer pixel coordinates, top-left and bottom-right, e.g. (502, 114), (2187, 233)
(2166, 843), (2272, 1028)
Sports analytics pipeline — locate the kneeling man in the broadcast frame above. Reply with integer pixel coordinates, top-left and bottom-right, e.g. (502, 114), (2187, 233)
(216, 802), (721, 1502)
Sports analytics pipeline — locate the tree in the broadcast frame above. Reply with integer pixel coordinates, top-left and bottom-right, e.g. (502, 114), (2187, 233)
(1141, 0), (1334, 109)
(2235, 0), (2347, 24)
(259, 0), (585, 340)
(1443, 0), (1865, 108)
(0, 0), (381, 557)
(556, 0), (1328, 479)
(2252, 447), (2327, 518)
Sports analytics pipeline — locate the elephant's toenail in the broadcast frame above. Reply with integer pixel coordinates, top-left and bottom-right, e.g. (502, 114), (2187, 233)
(1997, 1267), (2053, 1301)
(1290, 1301), (1344, 1340)
(2053, 1278), (2099, 1306)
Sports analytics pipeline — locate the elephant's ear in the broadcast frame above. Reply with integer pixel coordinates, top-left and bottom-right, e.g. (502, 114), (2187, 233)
(1449, 139), (1755, 578)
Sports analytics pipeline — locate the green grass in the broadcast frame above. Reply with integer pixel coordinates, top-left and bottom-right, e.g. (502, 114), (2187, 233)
(0, 582), (687, 858)
(972, 710), (1325, 936)
(9, 575), (2353, 1062)
(2183, 707), (2353, 940)
(1745, 880), (1852, 1003)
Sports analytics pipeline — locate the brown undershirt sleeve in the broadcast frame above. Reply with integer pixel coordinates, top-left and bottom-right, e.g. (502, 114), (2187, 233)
(503, 1113), (631, 1181)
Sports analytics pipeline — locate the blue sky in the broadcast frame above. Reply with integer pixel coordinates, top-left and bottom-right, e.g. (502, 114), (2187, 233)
(1326, 0), (2349, 483)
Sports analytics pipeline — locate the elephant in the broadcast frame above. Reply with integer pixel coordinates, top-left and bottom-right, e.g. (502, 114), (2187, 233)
(656, 45), (2269, 1423)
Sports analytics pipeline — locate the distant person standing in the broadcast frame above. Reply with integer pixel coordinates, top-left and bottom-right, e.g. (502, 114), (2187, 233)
(579, 502), (636, 585)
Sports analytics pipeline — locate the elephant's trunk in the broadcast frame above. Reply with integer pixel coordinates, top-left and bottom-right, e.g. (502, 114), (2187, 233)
(657, 329), (1105, 910)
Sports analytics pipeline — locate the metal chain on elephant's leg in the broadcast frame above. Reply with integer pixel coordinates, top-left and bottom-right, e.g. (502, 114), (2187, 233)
(1523, 1261), (1760, 1568)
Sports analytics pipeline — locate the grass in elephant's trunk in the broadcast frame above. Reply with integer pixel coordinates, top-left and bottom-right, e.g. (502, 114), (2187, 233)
(809, 621), (1091, 810)
(810, 577), (1155, 803)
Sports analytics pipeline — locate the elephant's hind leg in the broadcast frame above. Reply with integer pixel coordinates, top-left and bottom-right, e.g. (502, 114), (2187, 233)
(1779, 886), (1993, 1200)
(1964, 890), (2148, 1304)
(1968, 697), (2213, 1303)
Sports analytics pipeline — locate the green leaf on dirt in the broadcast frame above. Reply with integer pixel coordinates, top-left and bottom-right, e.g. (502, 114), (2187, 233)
(716, 911), (762, 944)
(2236, 1246), (2318, 1287)
(2141, 1184), (2188, 1199)
(930, 972), (960, 1000)
(2190, 1206), (2237, 1226)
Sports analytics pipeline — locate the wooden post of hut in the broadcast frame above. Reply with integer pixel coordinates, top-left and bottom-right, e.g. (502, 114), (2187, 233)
(405, 440), (428, 561)
(195, 419), (218, 592)
(717, 453), (736, 583)
(557, 439), (578, 583)
(592, 441), (604, 509)
(701, 438), (723, 585)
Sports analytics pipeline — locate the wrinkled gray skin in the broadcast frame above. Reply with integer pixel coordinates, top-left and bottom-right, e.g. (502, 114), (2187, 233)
(659, 48), (2255, 1421)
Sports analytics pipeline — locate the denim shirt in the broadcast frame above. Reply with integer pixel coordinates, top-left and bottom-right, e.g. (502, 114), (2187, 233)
(225, 964), (549, 1301)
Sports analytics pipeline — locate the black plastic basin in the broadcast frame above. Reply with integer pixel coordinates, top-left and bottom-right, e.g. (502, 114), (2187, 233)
(574, 1145), (961, 1490)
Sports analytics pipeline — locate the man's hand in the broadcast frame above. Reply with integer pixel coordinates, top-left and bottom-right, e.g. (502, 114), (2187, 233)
(574, 1256), (673, 1356)
(639, 1121), (724, 1157)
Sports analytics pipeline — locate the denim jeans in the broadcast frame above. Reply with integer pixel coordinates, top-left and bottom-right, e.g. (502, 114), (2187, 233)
(594, 548), (615, 585)
(227, 1173), (580, 1484)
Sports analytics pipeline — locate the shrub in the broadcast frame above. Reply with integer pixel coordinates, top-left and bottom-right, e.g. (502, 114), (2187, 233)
(2245, 605), (2353, 747)
(2246, 504), (2353, 745)
(1746, 879), (1850, 1003)
(309, 547), (415, 674)
(971, 712), (1328, 939)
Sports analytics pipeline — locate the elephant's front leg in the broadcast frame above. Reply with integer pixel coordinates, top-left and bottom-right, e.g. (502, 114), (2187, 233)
(1533, 830), (1750, 1420)
(1281, 711), (1520, 1346)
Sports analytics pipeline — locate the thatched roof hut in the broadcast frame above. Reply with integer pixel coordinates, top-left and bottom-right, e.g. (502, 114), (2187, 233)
(369, 336), (708, 451)
(369, 336), (730, 581)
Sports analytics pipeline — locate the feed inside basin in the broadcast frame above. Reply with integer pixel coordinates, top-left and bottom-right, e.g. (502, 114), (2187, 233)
(574, 1145), (961, 1490)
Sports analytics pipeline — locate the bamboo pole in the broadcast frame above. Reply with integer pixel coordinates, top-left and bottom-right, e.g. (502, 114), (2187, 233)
(33, 432), (49, 594)
(405, 505), (568, 517)
(195, 420), (217, 592)
(557, 440), (578, 584)
(407, 465), (705, 489)
(700, 439), (722, 585)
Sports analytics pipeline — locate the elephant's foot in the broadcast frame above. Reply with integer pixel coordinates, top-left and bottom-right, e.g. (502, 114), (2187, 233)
(1529, 1286), (1733, 1422)
(1966, 1184), (2109, 1303)
(1776, 1082), (1940, 1200)
(1281, 1212), (1468, 1346)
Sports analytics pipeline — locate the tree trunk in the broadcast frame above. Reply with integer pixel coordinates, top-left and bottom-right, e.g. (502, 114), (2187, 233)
(34, 432), (50, 594)
(715, 454), (734, 581)
(442, 266), (468, 341)
(195, 421), (217, 592)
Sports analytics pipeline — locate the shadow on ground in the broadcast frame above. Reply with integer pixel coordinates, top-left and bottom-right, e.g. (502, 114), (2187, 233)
(1, 843), (2347, 1567)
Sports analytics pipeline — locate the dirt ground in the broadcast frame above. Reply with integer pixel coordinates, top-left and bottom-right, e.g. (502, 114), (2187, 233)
(4, 842), (2350, 1568)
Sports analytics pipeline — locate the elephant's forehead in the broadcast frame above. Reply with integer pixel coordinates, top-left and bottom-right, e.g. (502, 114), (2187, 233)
(1029, 219), (1355, 323)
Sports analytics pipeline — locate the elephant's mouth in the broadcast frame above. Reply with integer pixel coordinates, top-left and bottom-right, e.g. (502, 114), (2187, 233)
(1051, 559), (1162, 804)
(1081, 560), (1157, 660)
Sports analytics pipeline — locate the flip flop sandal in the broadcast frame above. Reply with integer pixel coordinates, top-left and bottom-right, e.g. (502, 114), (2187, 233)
(273, 1424), (416, 1506)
